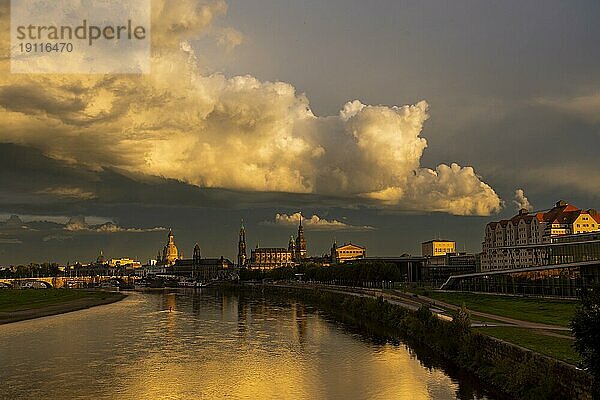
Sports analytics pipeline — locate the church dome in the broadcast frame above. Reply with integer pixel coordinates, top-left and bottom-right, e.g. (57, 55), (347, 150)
(162, 229), (179, 265)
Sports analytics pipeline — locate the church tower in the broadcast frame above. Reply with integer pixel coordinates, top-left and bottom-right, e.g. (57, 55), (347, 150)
(288, 235), (296, 258)
(162, 228), (179, 266)
(193, 243), (201, 278)
(193, 243), (201, 262)
(237, 220), (247, 268)
(295, 214), (307, 259)
(330, 239), (338, 264)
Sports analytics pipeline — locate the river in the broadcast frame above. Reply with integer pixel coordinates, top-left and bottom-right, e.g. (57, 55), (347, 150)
(0, 289), (505, 399)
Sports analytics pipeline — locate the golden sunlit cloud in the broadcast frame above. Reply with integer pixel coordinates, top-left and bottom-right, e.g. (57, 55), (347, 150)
(0, 0), (502, 216)
(261, 212), (375, 231)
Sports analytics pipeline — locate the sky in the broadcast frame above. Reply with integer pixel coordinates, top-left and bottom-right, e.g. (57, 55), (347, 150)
(0, 0), (599, 265)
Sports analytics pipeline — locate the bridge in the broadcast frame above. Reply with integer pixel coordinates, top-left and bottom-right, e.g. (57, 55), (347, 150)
(0, 276), (136, 289)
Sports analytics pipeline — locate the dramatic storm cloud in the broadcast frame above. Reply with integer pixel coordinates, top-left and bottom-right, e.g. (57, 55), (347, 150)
(0, 0), (501, 216)
(262, 212), (374, 232)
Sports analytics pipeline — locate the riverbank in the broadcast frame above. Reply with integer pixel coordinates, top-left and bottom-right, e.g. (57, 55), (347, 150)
(385, 288), (581, 364)
(0, 289), (126, 325)
(410, 289), (578, 327)
(235, 283), (593, 400)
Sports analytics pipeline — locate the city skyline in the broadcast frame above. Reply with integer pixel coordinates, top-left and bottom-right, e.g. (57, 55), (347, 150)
(1, 0), (599, 264)
(2, 3), (599, 400)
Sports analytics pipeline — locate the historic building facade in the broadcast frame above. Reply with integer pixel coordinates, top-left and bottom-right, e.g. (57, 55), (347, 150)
(250, 247), (295, 269)
(173, 243), (233, 281)
(330, 241), (366, 264)
(247, 214), (308, 269)
(481, 201), (600, 271)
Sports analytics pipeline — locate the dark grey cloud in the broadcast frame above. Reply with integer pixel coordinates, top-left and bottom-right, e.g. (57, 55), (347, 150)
(0, 84), (86, 118)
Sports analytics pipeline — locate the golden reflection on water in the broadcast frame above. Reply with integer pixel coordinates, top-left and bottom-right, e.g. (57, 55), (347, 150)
(0, 290), (479, 400)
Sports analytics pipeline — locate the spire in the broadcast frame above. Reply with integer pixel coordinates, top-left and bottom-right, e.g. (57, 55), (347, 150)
(237, 219), (247, 268)
(331, 238), (338, 263)
(297, 213), (304, 236)
(239, 219), (246, 238)
(295, 212), (307, 259)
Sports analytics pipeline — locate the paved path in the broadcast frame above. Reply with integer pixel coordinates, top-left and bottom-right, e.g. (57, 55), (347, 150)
(276, 283), (574, 340)
(386, 289), (574, 340)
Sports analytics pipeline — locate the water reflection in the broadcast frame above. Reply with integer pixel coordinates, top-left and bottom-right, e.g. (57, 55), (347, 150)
(0, 289), (503, 400)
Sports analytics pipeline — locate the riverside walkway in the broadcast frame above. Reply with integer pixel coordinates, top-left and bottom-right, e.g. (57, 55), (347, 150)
(273, 283), (573, 339)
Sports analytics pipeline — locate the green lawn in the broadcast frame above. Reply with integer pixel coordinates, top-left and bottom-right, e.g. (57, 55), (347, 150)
(425, 291), (578, 327)
(0, 289), (112, 312)
(476, 326), (580, 365)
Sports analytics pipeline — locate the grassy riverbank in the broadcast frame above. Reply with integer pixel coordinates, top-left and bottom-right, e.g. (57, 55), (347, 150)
(475, 326), (580, 365)
(419, 291), (577, 327)
(0, 289), (125, 324)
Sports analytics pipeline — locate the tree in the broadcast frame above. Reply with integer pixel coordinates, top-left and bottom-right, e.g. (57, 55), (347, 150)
(452, 303), (471, 337)
(571, 282), (600, 398)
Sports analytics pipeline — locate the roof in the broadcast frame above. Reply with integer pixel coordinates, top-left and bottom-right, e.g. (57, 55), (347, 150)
(200, 258), (233, 265)
(252, 247), (289, 252)
(488, 201), (600, 227)
(540, 203), (581, 224)
(175, 257), (233, 266)
(535, 212), (545, 222)
(336, 242), (366, 250)
(509, 213), (534, 225)
(421, 239), (455, 244)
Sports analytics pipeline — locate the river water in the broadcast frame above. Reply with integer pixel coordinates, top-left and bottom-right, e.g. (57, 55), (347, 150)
(0, 289), (503, 400)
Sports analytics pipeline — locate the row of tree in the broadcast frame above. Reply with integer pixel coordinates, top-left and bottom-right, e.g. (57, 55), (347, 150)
(240, 261), (407, 285)
(0, 263), (62, 278)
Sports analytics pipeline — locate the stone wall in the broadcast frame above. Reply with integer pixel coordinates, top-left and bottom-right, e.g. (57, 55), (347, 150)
(479, 334), (592, 400)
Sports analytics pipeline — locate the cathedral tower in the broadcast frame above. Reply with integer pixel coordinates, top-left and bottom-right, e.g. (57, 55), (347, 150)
(237, 220), (247, 268)
(193, 243), (201, 278)
(330, 239), (337, 264)
(193, 243), (201, 262)
(295, 214), (307, 259)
